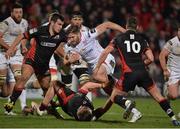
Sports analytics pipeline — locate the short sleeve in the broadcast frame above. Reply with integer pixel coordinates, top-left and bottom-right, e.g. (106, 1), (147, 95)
(163, 41), (172, 52)
(0, 21), (9, 34)
(24, 28), (39, 39)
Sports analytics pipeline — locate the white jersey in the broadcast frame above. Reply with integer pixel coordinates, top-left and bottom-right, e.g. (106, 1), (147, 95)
(164, 36), (180, 73)
(71, 28), (108, 71)
(64, 25), (89, 69)
(0, 17), (28, 54)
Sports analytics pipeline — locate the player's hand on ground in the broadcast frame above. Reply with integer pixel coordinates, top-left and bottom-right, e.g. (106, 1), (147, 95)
(163, 69), (170, 81)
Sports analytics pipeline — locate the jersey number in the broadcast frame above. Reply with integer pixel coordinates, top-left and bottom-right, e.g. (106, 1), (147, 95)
(124, 40), (141, 53)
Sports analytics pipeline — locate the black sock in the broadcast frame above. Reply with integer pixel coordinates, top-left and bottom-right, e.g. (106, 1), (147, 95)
(159, 99), (174, 118)
(114, 95), (126, 109)
(10, 89), (23, 104)
(0, 91), (3, 97)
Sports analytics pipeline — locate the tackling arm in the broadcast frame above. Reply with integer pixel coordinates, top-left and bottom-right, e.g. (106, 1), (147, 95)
(159, 48), (170, 71)
(96, 21), (126, 36)
(144, 49), (154, 65)
(6, 34), (24, 57)
(0, 22), (10, 50)
(95, 45), (114, 71)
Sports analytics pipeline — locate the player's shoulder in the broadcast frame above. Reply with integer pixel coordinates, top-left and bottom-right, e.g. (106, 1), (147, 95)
(21, 18), (28, 23)
(168, 36), (179, 45)
(81, 25), (89, 32)
(113, 32), (126, 41)
(29, 25), (45, 35)
(3, 17), (12, 25)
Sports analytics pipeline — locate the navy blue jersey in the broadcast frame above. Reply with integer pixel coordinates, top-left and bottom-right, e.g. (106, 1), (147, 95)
(111, 30), (149, 72)
(57, 87), (94, 120)
(24, 25), (67, 67)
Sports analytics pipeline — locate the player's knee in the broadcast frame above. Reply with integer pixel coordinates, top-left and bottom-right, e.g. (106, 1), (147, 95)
(79, 73), (91, 85)
(0, 75), (6, 86)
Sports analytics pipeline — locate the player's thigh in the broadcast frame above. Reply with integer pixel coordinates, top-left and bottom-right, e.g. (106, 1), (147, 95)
(20, 64), (34, 83)
(168, 82), (179, 99)
(0, 53), (8, 79)
(0, 68), (8, 86)
(139, 70), (154, 91)
(116, 73), (137, 92)
(92, 64), (108, 83)
(37, 75), (51, 90)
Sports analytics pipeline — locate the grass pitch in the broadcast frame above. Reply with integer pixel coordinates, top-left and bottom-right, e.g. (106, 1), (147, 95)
(0, 98), (179, 128)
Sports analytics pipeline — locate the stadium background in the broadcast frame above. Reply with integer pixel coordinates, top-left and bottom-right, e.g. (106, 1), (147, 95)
(0, 0), (180, 98)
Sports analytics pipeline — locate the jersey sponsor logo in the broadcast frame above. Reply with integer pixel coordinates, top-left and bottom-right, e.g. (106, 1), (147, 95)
(29, 28), (37, 34)
(40, 42), (56, 47)
(88, 28), (96, 37)
(110, 60), (115, 68)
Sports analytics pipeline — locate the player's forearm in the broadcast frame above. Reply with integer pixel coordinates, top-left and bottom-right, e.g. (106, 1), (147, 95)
(105, 21), (126, 33)
(96, 52), (108, 69)
(21, 39), (27, 48)
(81, 82), (104, 92)
(0, 38), (10, 50)
(159, 54), (168, 71)
(10, 34), (24, 49)
(144, 58), (152, 65)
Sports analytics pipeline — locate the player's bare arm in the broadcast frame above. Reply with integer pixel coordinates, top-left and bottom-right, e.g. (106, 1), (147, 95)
(144, 48), (154, 65)
(21, 39), (28, 55)
(6, 33), (24, 57)
(54, 43), (65, 57)
(0, 22), (10, 50)
(96, 21), (126, 36)
(159, 48), (170, 80)
(95, 44), (114, 72)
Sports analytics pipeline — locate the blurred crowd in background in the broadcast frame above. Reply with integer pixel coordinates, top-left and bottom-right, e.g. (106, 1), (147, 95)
(0, 0), (180, 93)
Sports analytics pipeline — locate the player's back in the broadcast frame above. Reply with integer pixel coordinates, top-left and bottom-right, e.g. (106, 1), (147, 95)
(114, 30), (149, 72)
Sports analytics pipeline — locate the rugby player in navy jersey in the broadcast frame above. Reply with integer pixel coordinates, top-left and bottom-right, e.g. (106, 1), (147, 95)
(32, 80), (95, 121)
(94, 17), (180, 126)
(4, 14), (67, 115)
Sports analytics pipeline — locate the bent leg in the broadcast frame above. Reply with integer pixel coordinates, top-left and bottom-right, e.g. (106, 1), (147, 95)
(167, 82), (179, 100)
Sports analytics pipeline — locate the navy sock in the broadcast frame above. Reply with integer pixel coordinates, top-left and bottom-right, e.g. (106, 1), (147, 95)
(10, 89), (23, 104)
(114, 95), (126, 109)
(159, 99), (174, 118)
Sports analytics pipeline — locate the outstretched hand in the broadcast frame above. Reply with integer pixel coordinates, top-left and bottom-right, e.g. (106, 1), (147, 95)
(5, 47), (17, 59)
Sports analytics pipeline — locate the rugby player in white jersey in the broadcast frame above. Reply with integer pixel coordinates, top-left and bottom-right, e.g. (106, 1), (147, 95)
(159, 25), (180, 117)
(0, 2), (27, 114)
(66, 23), (142, 122)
